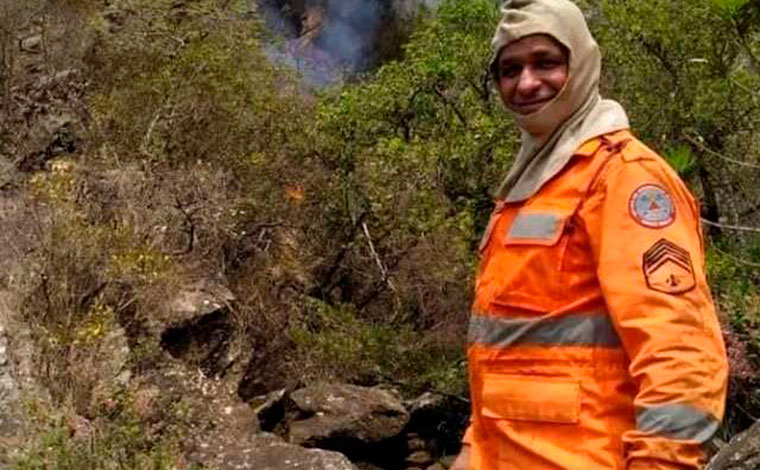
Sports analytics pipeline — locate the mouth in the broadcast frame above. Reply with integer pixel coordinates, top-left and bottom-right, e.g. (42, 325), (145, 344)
(510, 98), (552, 114)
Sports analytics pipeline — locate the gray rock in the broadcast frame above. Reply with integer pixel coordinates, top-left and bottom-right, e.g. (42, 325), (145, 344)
(405, 450), (433, 467)
(160, 280), (236, 376)
(17, 112), (78, 172)
(0, 159), (17, 191)
(168, 281), (235, 323)
(190, 432), (357, 470)
(19, 35), (42, 54)
(0, 322), (21, 438)
(289, 383), (409, 446)
(246, 438), (358, 470)
(251, 388), (288, 431)
(708, 421), (760, 470)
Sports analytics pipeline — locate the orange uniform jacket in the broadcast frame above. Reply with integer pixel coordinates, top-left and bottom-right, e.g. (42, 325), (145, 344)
(465, 130), (728, 470)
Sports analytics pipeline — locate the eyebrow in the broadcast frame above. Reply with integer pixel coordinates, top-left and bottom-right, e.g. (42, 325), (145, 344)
(500, 49), (566, 65)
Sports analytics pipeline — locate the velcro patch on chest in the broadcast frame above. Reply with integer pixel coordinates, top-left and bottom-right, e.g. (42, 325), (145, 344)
(505, 212), (566, 246)
(629, 184), (676, 228)
(642, 239), (696, 294)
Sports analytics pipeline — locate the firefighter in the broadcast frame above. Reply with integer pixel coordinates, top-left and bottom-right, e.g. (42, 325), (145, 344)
(451, 0), (729, 469)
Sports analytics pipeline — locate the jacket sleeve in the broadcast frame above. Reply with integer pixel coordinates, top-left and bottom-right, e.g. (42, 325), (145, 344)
(580, 146), (728, 470)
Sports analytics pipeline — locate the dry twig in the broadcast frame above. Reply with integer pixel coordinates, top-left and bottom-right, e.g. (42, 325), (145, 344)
(701, 218), (760, 234)
(684, 133), (760, 169)
(361, 221), (397, 293)
(714, 246), (760, 269)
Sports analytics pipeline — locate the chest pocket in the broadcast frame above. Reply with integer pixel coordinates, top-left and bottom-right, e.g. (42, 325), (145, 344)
(480, 208), (574, 313)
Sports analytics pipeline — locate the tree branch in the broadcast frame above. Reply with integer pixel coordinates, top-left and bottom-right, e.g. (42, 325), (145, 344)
(431, 84), (468, 128)
(171, 196), (198, 255)
(361, 220), (397, 293)
(714, 246), (760, 269)
(683, 132), (760, 169)
(636, 34), (680, 88)
(701, 218), (760, 234)
(308, 212), (367, 302)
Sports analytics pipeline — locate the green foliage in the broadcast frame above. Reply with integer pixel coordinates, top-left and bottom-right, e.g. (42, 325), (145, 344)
(713, 0), (753, 12)
(5, 0), (760, 453)
(707, 237), (760, 336)
(89, 0), (312, 171)
(13, 393), (190, 470)
(289, 299), (466, 397)
(663, 144), (696, 177)
(315, 0), (513, 324)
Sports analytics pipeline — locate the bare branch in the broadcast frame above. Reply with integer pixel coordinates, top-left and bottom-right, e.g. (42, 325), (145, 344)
(684, 132), (760, 169)
(714, 247), (760, 269)
(361, 221), (397, 293)
(140, 108), (164, 158)
(730, 77), (760, 98)
(432, 84), (468, 128)
(701, 218), (760, 234)
(171, 196), (198, 255)
(636, 34), (680, 89)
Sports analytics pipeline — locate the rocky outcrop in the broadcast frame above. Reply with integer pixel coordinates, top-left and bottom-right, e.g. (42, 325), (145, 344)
(289, 383), (410, 447)
(245, 382), (466, 469)
(0, 324), (20, 437)
(16, 111), (77, 173)
(241, 434), (358, 470)
(159, 281), (237, 376)
(0, 292), (31, 468)
(8, 67), (85, 174)
(708, 421), (760, 470)
(144, 361), (357, 470)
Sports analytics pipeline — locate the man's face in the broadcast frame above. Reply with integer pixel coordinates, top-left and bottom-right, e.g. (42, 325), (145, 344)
(496, 34), (569, 116)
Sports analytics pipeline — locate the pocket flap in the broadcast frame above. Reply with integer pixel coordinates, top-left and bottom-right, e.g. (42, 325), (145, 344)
(481, 374), (580, 424)
(504, 211), (568, 246)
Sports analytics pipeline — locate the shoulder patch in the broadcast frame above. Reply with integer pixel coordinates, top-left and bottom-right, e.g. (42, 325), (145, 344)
(643, 239), (696, 295)
(629, 184), (676, 228)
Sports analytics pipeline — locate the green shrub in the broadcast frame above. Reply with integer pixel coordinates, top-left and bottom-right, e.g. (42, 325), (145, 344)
(13, 392), (191, 470)
(289, 298), (467, 397)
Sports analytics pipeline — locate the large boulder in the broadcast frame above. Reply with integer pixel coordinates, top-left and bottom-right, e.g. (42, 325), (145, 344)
(245, 435), (358, 470)
(159, 280), (237, 376)
(16, 112), (78, 173)
(289, 383), (410, 447)
(191, 435), (359, 470)
(708, 421), (760, 470)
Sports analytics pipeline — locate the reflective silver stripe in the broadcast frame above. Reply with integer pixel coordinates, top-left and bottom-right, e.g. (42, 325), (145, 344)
(508, 213), (562, 241)
(636, 404), (720, 443)
(468, 312), (621, 348)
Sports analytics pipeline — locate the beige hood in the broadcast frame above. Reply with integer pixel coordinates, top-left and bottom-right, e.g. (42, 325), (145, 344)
(491, 0), (629, 202)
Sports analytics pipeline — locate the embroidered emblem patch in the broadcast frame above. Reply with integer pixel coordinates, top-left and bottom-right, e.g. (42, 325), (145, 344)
(643, 239), (695, 294)
(629, 184), (675, 228)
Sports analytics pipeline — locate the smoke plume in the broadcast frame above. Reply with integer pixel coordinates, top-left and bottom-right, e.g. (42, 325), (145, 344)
(258, 0), (439, 85)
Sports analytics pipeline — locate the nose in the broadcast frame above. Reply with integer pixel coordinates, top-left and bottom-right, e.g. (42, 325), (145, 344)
(516, 67), (541, 96)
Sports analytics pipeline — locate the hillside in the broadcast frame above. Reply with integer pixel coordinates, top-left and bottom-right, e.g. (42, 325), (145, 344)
(1, 0), (760, 469)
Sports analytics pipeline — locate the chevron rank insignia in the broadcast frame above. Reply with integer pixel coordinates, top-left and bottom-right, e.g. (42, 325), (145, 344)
(643, 239), (696, 294)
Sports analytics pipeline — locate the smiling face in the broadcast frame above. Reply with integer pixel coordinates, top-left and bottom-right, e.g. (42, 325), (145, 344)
(496, 34), (569, 116)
